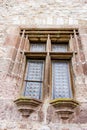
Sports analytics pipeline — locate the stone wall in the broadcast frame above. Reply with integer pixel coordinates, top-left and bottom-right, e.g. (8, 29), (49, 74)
(0, 0), (87, 44)
(0, 0), (87, 130)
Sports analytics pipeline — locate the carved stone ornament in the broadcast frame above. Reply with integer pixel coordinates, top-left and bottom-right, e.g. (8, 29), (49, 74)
(50, 98), (79, 120)
(14, 97), (42, 117)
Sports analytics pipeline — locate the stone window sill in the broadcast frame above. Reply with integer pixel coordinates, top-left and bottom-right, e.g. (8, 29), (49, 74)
(50, 98), (79, 120)
(14, 97), (42, 117)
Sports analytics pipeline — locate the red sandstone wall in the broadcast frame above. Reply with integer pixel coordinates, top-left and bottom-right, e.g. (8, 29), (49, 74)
(0, 26), (87, 130)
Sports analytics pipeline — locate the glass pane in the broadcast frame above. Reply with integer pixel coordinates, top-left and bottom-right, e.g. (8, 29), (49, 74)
(30, 43), (45, 52)
(24, 82), (42, 99)
(52, 61), (71, 99)
(24, 60), (44, 99)
(52, 44), (67, 52)
(26, 60), (44, 81)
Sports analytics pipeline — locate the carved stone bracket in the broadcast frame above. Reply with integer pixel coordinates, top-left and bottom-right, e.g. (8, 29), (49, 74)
(14, 97), (42, 117)
(50, 98), (79, 120)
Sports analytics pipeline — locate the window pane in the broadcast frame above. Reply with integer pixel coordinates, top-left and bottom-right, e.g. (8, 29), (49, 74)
(52, 44), (67, 52)
(30, 43), (45, 52)
(24, 60), (44, 99)
(26, 60), (44, 81)
(24, 82), (42, 99)
(52, 61), (71, 99)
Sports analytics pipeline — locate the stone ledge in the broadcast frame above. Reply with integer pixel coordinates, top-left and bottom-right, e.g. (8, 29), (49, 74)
(50, 52), (73, 60)
(14, 97), (42, 117)
(24, 52), (47, 59)
(50, 98), (79, 120)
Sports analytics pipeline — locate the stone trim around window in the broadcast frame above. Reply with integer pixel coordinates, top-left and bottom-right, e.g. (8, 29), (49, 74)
(14, 28), (79, 118)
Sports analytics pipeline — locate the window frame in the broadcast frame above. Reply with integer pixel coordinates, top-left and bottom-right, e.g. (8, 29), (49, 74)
(14, 28), (80, 118)
(24, 59), (45, 99)
(20, 28), (78, 101)
(21, 50), (47, 100)
(50, 59), (73, 99)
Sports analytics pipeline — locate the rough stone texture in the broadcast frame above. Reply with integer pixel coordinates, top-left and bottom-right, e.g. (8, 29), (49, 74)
(0, 0), (87, 130)
(0, 0), (87, 44)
